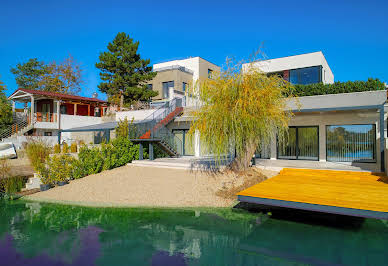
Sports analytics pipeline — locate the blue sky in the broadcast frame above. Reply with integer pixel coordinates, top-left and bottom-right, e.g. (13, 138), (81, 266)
(1, 0), (387, 100)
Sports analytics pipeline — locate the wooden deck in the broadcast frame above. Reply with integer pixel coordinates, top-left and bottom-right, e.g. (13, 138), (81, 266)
(237, 168), (388, 220)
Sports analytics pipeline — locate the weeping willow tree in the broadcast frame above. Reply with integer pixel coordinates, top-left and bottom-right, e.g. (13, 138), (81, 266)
(188, 57), (294, 171)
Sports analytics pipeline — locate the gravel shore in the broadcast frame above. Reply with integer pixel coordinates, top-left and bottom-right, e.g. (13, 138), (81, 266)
(26, 165), (243, 207)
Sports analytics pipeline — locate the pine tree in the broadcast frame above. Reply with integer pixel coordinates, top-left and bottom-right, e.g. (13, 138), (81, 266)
(95, 32), (157, 105)
(0, 79), (13, 131)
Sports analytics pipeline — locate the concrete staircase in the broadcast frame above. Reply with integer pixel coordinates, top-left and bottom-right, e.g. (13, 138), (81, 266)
(23, 175), (42, 190)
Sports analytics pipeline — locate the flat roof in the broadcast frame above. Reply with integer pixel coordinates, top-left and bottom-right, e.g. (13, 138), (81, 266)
(288, 90), (387, 111)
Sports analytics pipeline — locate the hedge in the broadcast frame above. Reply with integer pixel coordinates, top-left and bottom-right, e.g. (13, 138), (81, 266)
(291, 78), (386, 97)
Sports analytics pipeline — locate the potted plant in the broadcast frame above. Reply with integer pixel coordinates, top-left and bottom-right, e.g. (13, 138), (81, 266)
(49, 155), (73, 186)
(38, 164), (52, 191)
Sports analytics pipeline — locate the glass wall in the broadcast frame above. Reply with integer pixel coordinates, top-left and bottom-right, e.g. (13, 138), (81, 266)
(289, 66), (321, 85)
(172, 129), (194, 156)
(278, 126), (319, 160)
(326, 125), (376, 162)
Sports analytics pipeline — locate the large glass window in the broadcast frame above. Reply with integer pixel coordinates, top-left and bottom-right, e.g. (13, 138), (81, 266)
(162, 81), (174, 99)
(172, 129), (194, 156)
(289, 66), (321, 85)
(326, 125), (376, 162)
(278, 126), (319, 160)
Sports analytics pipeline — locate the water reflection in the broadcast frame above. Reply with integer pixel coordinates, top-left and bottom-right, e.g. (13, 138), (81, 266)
(0, 200), (387, 265)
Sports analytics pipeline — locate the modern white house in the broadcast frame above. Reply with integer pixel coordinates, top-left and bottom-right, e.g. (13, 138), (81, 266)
(242, 51), (334, 85)
(4, 52), (387, 172)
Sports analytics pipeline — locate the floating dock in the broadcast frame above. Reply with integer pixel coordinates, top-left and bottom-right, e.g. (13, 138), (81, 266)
(237, 168), (388, 220)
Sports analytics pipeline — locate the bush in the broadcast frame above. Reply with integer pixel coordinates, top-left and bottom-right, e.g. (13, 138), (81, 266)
(53, 144), (61, 154)
(116, 118), (130, 138)
(70, 143), (77, 153)
(291, 78), (386, 97)
(48, 155), (74, 183)
(78, 146), (104, 175)
(111, 137), (139, 167)
(0, 176), (26, 194)
(36, 163), (51, 185)
(71, 159), (86, 179)
(25, 140), (51, 173)
(62, 143), (69, 153)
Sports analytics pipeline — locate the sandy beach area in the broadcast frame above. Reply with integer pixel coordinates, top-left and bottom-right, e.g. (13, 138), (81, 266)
(25, 165), (276, 207)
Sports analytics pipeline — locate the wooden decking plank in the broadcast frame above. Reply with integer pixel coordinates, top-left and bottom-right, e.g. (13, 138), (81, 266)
(237, 168), (388, 215)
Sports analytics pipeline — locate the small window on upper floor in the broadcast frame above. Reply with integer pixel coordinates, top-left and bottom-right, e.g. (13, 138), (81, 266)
(162, 81), (174, 99)
(146, 84), (153, 90)
(182, 82), (187, 92)
(208, 69), (213, 79)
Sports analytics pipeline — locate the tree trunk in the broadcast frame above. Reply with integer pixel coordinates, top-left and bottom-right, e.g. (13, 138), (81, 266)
(120, 93), (124, 110)
(230, 138), (258, 172)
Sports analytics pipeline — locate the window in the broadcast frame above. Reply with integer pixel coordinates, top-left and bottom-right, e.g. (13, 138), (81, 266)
(326, 125), (376, 162)
(146, 84), (153, 90)
(60, 105), (67, 114)
(277, 126), (319, 160)
(208, 69), (213, 79)
(162, 81), (174, 99)
(182, 82), (187, 92)
(289, 66), (321, 85)
(44, 132), (52, 136)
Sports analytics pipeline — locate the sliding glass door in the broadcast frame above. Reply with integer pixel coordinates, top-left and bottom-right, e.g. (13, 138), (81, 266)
(172, 130), (194, 156)
(278, 126), (319, 160)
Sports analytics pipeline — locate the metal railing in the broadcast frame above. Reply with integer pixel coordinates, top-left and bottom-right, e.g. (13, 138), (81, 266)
(0, 114), (31, 141)
(131, 97), (184, 155)
(34, 112), (57, 122)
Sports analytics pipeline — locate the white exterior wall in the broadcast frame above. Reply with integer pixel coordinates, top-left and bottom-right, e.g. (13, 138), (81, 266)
(153, 57), (220, 83)
(242, 51), (334, 84)
(115, 108), (168, 122)
(60, 115), (102, 130)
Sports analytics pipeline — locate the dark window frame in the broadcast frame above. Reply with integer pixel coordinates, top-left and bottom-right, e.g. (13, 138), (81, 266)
(289, 65), (322, 85)
(325, 124), (376, 163)
(277, 125), (320, 161)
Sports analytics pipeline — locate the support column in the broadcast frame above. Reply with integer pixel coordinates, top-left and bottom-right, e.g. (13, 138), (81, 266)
(30, 96), (35, 124)
(139, 143), (143, 160)
(11, 101), (15, 112)
(58, 130), (61, 145)
(74, 103), (78, 115)
(194, 130), (201, 157)
(56, 100), (61, 129)
(380, 105), (385, 172)
(88, 104), (91, 116)
(149, 143), (154, 160)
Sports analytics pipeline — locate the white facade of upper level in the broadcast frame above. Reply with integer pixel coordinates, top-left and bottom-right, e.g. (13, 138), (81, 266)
(153, 57), (220, 83)
(242, 51), (334, 85)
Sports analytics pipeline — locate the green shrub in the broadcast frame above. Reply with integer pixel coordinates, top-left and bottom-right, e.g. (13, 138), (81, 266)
(115, 118), (130, 138)
(48, 155), (74, 183)
(37, 164), (51, 185)
(111, 137), (138, 167)
(0, 176), (26, 193)
(70, 143), (77, 153)
(62, 143), (69, 153)
(25, 140), (51, 173)
(78, 146), (104, 175)
(71, 159), (86, 179)
(53, 144), (61, 154)
(291, 78), (386, 97)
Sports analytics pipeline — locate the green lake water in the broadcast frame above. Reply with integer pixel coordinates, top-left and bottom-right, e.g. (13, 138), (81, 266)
(0, 200), (387, 265)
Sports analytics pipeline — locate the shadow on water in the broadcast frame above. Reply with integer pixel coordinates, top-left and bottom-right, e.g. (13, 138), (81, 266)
(234, 202), (365, 230)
